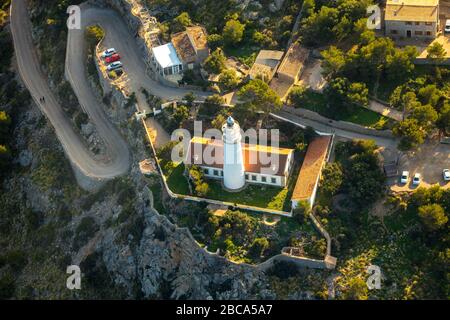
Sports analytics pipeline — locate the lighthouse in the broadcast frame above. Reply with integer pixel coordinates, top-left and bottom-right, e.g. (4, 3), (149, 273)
(222, 116), (245, 190)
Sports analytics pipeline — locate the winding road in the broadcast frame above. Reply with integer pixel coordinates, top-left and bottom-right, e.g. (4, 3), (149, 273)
(11, 0), (400, 186)
(11, 0), (130, 182)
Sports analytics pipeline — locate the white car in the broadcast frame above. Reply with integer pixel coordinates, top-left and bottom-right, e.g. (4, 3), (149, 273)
(101, 48), (116, 58)
(400, 171), (409, 184)
(412, 173), (421, 186)
(445, 20), (450, 33)
(107, 61), (123, 71)
(443, 169), (450, 181)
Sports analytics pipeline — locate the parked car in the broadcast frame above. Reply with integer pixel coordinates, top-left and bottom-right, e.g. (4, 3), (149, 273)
(443, 169), (450, 181)
(445, 20), (450, 33)
(412, 173), (421, 186)
(107, 61), (123, 71)
(101, 48), (116, 58)
(105, 53), (120, 64)
(400, 171), (409, 184)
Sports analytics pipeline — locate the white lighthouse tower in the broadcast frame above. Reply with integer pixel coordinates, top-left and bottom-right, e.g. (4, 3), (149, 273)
(222, 116), (245, 190)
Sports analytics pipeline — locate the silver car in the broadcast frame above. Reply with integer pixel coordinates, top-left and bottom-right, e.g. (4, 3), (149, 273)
(107, 61), (123, 71)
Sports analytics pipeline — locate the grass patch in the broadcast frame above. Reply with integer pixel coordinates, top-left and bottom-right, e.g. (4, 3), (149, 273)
(223, 45), (258, 66)
(294, 90), (393, 129)
(165, 162), (190, 195)
(206, 180), (291, 211)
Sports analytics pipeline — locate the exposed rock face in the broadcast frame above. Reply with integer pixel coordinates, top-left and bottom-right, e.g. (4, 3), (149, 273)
(18, 150), (32, 167)
(98, 188), (270, 299)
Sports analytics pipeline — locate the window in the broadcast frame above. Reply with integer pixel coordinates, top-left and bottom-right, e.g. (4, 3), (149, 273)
(203, 169), (209, 175)
(220, 171), (223, 176)
(415, 31), (423, 36)
(415, 22), (420, 26)
(213, 170), (219, 176)
(426, 31), (431, 36)
(405, 21), (412, 25)
(252, 175), (257, 181)
(261, 176), (267, 183)
(271, 177), (276, 184)
(391, 30), (398, 35)
(425, 22), (432, 26)
(245, 174), (249, 180)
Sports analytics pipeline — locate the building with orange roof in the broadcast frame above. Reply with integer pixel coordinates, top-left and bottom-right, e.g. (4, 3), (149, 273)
(185, 133), (295, 188)
(291, 135), (333, 208)
(171, 26), (209, 68)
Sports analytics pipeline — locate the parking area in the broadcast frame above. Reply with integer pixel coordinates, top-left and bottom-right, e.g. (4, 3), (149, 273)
(389, 141), (450, 192)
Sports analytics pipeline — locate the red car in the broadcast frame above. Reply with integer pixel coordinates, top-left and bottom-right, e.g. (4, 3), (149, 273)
(105, 53), (120, 64)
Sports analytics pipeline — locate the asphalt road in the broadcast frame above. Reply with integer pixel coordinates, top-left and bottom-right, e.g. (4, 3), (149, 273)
(11, 0), (400, 184)
(273, 110), (399, 149)
(11, 0), (130, 180)
(77, 6), (209, 101)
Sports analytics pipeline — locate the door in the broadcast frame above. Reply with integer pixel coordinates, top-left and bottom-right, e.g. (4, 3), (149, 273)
(407, 30), (412, 38)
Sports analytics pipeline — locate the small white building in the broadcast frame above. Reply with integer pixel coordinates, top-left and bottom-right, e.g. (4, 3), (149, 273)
(151, 43), (183, 77)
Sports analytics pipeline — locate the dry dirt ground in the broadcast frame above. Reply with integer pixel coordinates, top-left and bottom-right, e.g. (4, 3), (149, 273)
(389, 140), (450, 192)
(298, 59), (327, 92)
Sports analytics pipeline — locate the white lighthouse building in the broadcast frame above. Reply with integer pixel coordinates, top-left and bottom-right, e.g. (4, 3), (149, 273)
(222, 116), (245, 190)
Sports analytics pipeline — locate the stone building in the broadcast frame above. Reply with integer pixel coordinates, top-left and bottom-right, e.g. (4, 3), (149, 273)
(385, 0), (440, 40)
(171, 26), (209, 69)
(150, 26), (209, 81)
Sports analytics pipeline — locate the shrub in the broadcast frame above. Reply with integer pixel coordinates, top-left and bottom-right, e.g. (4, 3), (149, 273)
(418, 204), (448, 231)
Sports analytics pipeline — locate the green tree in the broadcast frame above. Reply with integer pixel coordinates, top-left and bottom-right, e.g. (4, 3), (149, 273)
(218, 69), (240, 91)
(195, 181), (210, 197)
(410, 104), (438, 132)
(418, 85), (442, 108)
(321, 162), (344, 196)
(393, 118), (426, 150)
(237, 79), (282, 118)
(0, 144), (11, 169)
(0, 110), (11, 135)
(206, 34), (223, 50)
(427, 42), (447, 64)
(211, 112), (227, 129)
(386, 46), (417, 82)
(171, 12), (192, 33)
(300, 6), (339, 46)
(248, 237), (269, 259)
(172, 104), (190, 126)
(200, 94), (224, 117)
(293, 201), (311, 224)
(183, 92), (196, 108)
(345, 152), (385, 207)
(203, 48), (226, 74)
(321, 46), (346, 78)
(418, 204), (448, 231)
(436, 103), (450, 135)
(223, 18), (245, 46)
(302, 0), (316, 17)
(341, 277), (368, 300)
(288, 85), (307, 106)
(325, 77), (368, 109)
